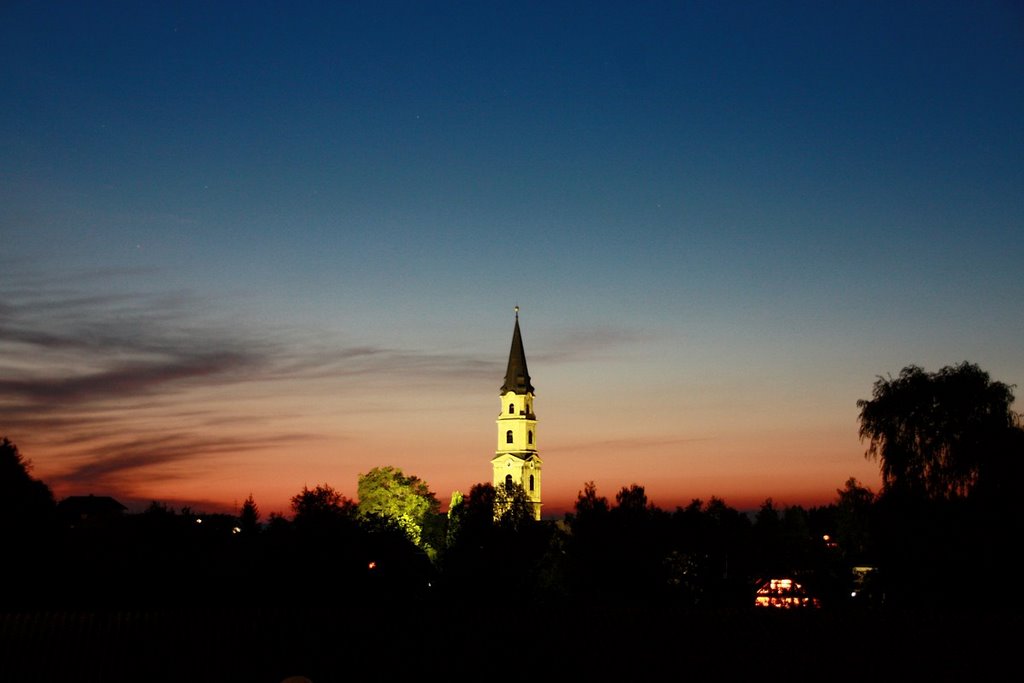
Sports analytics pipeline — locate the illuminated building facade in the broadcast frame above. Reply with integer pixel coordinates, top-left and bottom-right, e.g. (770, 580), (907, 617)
(753, 578), (821, 609)
(492, 308), (542, 520)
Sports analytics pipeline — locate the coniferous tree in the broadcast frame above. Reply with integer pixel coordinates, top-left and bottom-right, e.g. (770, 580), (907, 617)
(239, 493), (260, 534)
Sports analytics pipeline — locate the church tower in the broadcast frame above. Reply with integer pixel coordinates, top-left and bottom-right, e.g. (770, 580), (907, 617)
(492, 307), (542, 520)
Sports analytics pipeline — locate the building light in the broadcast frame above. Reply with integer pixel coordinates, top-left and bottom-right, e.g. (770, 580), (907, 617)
(754, 577), (821, 609)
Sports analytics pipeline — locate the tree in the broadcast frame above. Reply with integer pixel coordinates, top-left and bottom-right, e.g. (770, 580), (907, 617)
(357, 466), (440, 552)
(494, 480), (533, 531)
(445, 490), (466, 549)
(290, 483), (355, 526)
(694, 497), (754, 595)
(0, 437), (56, 535)
(613, 483), (649, 516)
(561, 483), (606, 589)
(239, 493), (260, 534)
(0, 439), (56, 606)
(444, 481), (558, 598)
(573, 481), (609, 519)
(445, 482), (496, 552)
(834, 477), (874, 561)
(565, 482), (669, 601)
(464, 481), (497, 519)
(566, 481), (610, 542)
(857, 362), (1021, 500)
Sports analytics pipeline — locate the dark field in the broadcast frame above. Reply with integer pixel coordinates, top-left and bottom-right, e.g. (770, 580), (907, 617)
(1, 603), (1016, 682)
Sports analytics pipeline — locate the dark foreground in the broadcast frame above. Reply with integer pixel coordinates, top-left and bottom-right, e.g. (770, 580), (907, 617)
(1, 601), (1017, 682)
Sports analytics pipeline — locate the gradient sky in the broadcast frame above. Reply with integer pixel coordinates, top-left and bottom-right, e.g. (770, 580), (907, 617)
(2, 2), (1022, 516)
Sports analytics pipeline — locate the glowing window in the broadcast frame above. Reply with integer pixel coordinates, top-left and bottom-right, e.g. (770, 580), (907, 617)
(528, 430), (533, 444)
(506, 430), (513, 444)
(529, 474), (535, 492)
(509, 403), (515, 414)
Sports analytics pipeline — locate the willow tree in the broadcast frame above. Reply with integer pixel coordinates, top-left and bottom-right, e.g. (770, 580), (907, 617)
(856, 362), (1020, 500)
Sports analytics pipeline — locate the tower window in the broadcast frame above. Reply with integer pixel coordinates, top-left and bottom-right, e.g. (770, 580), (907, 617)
(509, 403), (515, 414)
(528, 430), (533, 444)
(506, 430), (513, 444)
(505, 474), (513, 487)
(529, 474), (535, 492)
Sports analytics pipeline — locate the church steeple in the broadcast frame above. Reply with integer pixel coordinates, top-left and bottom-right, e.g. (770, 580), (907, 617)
(492, 307), (542, 521)
(501, 307), (534, 395)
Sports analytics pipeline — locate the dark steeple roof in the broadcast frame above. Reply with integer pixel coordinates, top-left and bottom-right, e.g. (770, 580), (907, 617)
(500, 309), (534, 394)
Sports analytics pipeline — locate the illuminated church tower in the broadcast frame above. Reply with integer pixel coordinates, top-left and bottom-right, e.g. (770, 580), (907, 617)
(492, 307), (542, 520)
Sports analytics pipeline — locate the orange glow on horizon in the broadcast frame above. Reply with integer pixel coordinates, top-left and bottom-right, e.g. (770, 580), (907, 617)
(11, 317), (883, 519)
(26, 416), (881, 518)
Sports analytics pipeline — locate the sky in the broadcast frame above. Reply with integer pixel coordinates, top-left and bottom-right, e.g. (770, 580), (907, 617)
(2, 1), (1022, 517)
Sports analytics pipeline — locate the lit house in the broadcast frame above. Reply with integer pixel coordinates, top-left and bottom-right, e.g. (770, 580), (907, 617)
(754, 578), (821, 609)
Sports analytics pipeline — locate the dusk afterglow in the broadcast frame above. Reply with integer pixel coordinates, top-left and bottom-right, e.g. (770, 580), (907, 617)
(2, 2), (1021, 517)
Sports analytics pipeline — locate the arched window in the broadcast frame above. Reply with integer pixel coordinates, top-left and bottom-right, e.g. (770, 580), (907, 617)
(505, 474), (513, 487)
(529, 474), (535, 492)
(509, 403), (515, 414)
(528, 430), (533, 444)
(506, 430), (513, 444)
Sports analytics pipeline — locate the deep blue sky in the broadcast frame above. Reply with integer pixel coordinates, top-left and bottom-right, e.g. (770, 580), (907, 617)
(2, 2), (1022, 513)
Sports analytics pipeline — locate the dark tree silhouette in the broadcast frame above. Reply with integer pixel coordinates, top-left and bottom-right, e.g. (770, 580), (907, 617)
(239, 493), (260, 534)
(464, 481), (497, 519)
(566, 481), (610, 552)
(857, 362), (1020, 500)
(0, 437), (56, 534)
(442, 481), (556, 601)
(680, 497), (754, 606)
(752, 497), (783, 574)
(565, 482), (677, 602)
(494, 480), (533, 530)
(445, 482), (495, 551)
(573, 481), (609, 520)
(290, 483), (355, 526)
(612, 483), (649, 517)
(0, 438), (59, 607)
(755, 497), (780, 528)
(834, 477), (874, 562)
(858, 363), (1024, 606)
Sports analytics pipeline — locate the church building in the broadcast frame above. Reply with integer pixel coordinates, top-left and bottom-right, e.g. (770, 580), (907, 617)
(492, 308), (542, 520)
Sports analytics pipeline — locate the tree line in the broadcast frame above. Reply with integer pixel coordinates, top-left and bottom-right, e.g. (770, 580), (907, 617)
(1, 361), (1020, 610)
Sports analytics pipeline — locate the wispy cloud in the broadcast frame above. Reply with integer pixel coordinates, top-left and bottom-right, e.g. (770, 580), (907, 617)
(534, 325), (655, 364)
(1, 269), (651, 499)
(48, 431), (312, 490)
(0, 352), (258, 404)
(0, 269), (505, 496)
